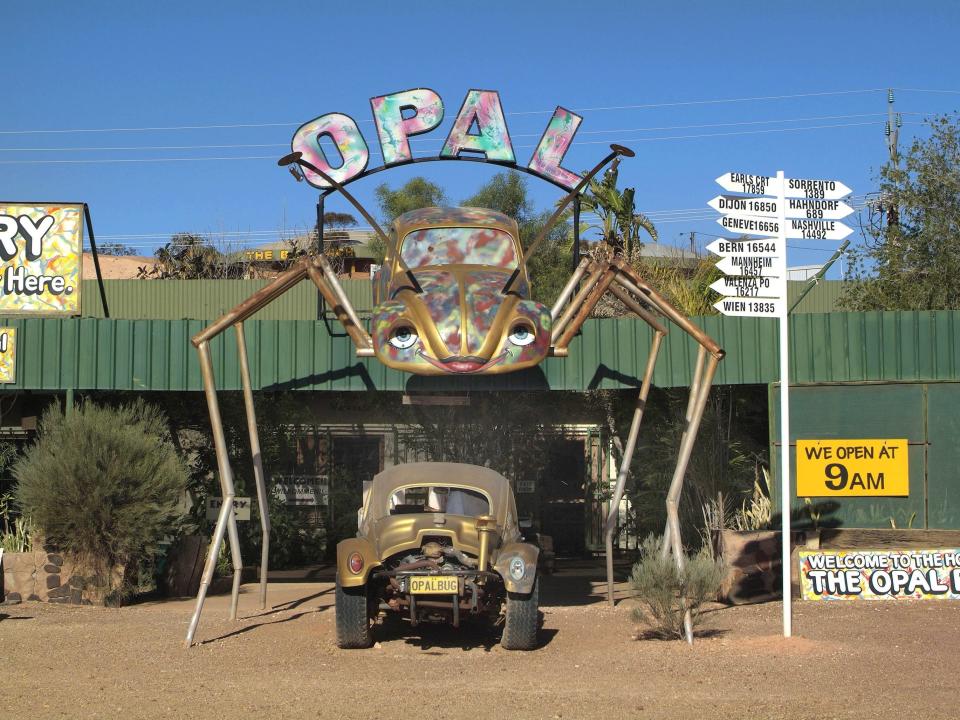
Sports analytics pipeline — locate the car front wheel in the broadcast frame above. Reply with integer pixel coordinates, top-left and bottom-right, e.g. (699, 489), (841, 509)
(501, 576), (539, 650)
(335, 574), (373, 649)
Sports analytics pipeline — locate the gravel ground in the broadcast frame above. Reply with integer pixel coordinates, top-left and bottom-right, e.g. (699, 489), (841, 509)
(1, 572), (957, 720)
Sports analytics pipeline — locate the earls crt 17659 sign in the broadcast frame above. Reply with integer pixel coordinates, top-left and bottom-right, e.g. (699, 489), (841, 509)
(796, 439), (909, 497)
(0, 203), (83, 315)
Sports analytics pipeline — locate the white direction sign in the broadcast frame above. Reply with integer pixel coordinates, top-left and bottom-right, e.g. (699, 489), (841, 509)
(712, 297), (785, 317)
(716, 172), (777, 195)
(781, 177), (852, 200)
(785, 218), (852, 240)
(784, 197), (854, 220)
(710, 275), (782, 299)
(709, 195), (854, 221)
(716, 214), (782, 237)
(717, 172), (852, 200)
(715, 254), (780, 276)
(707, 237), (781, 257)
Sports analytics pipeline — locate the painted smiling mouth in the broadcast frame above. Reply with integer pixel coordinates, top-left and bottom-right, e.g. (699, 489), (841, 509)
(418, 350), (509, 374)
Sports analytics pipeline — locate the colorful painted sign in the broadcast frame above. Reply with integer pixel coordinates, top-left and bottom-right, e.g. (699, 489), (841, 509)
(0, 327), (15, 383)
(0, 204), (83, 315)
(292, 88), (585, 191)
(800, 549), (960, 601)
(797, 439), (909, 497)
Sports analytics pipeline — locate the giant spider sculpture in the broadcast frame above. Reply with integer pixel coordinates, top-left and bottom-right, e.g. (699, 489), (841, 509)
(185, 144), (724, 646)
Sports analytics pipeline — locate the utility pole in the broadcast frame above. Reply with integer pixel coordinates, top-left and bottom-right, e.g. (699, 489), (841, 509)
(884, 88), (902, 227)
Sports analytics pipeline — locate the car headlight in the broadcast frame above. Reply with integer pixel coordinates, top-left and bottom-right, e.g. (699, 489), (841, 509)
(508, 556), (526, 581)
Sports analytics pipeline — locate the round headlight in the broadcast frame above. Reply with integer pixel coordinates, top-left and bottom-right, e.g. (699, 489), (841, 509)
(508, 556), (526, 581)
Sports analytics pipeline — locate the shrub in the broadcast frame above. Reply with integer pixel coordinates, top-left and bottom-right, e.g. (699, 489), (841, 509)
(630, 534), (725, 640)
(14, 400), (188, 601)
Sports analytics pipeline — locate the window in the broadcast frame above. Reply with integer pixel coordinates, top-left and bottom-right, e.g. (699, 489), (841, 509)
(400, 227), (517, 269)
(389, 485), (490, 516)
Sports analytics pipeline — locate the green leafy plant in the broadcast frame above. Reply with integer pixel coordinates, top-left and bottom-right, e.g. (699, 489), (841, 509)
(630, 534), (725, 640)
(13, 400), (189, 602)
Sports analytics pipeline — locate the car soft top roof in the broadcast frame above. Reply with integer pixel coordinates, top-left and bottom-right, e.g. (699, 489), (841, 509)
(362, 462), (518, 529)
(392, 206), (520, 238)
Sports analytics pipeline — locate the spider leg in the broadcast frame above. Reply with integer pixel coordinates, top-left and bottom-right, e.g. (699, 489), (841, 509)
(551, 257), (725, 643)
(185, 256), (373, 646)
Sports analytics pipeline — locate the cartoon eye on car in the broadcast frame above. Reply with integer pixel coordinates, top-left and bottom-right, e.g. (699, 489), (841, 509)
(335, 462), (540, 650)
(371, 207), (550, 375)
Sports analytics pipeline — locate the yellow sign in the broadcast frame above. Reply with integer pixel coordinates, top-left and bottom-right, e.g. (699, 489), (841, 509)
(0, 327), (15, 383)
(797, 439), (908, 497)
(0, 203), (83, 315)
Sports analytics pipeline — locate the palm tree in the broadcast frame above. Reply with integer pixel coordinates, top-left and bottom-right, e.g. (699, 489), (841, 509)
(579, 159), (657, 256)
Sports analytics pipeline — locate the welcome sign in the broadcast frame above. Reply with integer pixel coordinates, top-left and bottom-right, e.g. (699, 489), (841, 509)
(0, 203), (83, 315)
(291, 88), (585, 191)
(800, 549), (960, 601)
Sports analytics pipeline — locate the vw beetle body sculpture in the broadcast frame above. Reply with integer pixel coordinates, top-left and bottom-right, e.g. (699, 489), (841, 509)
(336, 462), (539, 650)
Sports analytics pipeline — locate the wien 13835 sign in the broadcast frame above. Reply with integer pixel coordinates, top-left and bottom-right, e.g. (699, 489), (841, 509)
(0, 203), (83, 315)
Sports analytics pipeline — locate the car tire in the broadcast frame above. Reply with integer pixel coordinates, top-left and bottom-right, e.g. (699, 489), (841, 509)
(501, 576), (539, 651)
(335, 574), (373, 649)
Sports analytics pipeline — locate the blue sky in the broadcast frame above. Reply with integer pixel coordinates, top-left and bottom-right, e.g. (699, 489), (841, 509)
(2, 1), (959, 277)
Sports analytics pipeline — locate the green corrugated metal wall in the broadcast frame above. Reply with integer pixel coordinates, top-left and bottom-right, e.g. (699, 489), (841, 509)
(77, 278), (842, 321)
(1, 311), (958, 392)
(770, 383), (960, 530)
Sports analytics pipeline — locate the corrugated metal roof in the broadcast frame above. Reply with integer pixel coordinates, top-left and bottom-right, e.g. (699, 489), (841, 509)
(79, 278), (841, 321)
(1, 311), (957, 393)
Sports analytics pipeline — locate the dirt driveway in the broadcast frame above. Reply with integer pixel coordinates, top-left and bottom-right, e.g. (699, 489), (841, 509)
(1, 567), (957, 720)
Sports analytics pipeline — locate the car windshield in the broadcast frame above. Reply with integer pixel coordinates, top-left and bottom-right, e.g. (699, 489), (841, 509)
(400, 227), (517, 269)
(388, 485), (490, 516)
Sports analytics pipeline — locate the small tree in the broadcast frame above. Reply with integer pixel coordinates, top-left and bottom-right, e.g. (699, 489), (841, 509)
(841, 114), (960, 310)
(14, 401), (188, 600)
(630, 534), (725, 640)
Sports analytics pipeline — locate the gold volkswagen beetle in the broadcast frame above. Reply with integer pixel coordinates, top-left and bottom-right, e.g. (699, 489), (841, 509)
(335, 462), (540, 650)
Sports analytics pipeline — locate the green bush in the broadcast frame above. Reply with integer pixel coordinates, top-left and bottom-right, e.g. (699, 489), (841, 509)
(14, 400), (188, 601)
(630, 534), (725, 640)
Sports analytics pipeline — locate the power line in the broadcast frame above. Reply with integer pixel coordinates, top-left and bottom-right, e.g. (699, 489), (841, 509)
(0, 123), (920, 165)
(0, 88), (893, 136)
(8, 112), (940, 153)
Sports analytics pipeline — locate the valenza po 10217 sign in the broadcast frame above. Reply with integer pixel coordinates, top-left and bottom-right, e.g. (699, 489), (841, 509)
(796, 439), (909, 497)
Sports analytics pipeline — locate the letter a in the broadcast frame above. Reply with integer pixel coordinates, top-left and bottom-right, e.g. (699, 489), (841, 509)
(441, 90), (515, 162)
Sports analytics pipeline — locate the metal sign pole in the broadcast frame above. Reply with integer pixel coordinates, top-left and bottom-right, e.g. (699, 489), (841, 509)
(775, 169), (792, 638)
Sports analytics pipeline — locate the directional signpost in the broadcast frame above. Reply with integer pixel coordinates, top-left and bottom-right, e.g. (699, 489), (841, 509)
(710, 170), (853, 639)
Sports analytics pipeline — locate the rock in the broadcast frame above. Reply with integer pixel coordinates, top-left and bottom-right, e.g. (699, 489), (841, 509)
(46, 575), (61, 590)
(4, 592), (22, 604)
(69, 576), (84, 589)
(81, 599), (92, 606)
(47, 554), (64, 566)
(71, 590), (83, 604)
(28, 594), (40, 602)
(48, 596), (68, 604)
(47, 586), (67, 598)
(43, 564), (60, 573)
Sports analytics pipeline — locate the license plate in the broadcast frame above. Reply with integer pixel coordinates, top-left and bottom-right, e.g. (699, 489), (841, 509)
(408, 576), (459, 595)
